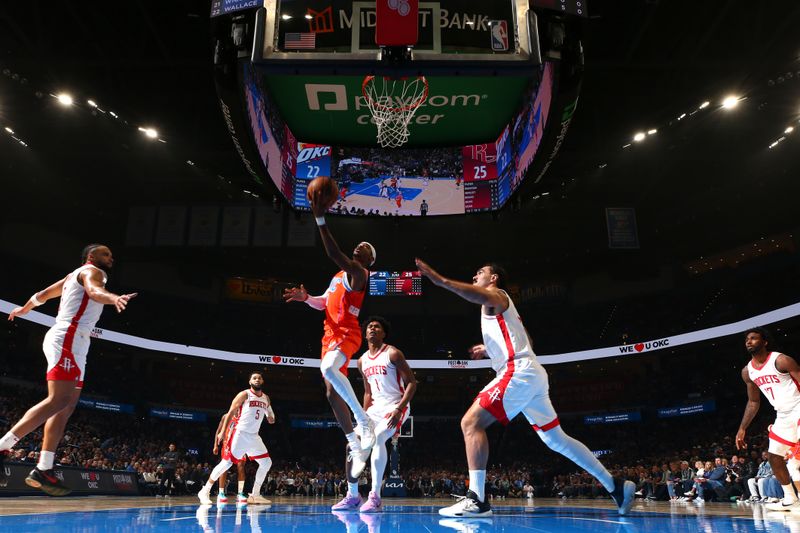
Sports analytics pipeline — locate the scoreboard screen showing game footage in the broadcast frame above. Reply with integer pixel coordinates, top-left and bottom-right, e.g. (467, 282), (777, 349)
(369, 271), (423, 297)
(244, 62), (554, 217)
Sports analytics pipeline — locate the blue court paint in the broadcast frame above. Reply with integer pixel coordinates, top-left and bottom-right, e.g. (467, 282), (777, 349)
(0, 502), (795, 533)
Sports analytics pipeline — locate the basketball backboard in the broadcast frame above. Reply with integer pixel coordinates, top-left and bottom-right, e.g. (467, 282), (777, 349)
(257, 0), (537, 64)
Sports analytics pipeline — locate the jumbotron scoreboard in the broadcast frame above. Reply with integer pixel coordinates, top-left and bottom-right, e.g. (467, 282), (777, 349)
(369, 271), (423, 297)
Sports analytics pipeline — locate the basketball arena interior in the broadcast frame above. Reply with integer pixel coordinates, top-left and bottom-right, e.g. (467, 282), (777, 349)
(2, 1), (800, 531)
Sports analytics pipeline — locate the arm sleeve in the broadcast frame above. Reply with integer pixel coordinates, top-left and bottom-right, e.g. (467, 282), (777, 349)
(305, 293), (327, 311)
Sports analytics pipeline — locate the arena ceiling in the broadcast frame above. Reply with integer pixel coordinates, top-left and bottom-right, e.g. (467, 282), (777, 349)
(1, 0), (799, 278)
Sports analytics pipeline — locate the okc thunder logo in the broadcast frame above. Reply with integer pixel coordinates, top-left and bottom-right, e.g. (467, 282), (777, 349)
(388, 0), (411, 16)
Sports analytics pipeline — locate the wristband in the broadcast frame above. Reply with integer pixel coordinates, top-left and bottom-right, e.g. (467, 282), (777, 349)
(315, 216), (326, 226)
(31, 293), (44, 307)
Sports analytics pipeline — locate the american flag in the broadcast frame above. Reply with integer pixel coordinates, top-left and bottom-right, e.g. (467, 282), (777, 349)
(284, 32), (316, 50)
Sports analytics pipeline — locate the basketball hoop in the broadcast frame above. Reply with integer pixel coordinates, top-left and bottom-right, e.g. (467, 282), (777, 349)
(362, 75), (429, 148)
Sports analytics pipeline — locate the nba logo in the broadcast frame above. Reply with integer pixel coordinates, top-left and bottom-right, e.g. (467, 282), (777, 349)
(490, 20), (509, 52)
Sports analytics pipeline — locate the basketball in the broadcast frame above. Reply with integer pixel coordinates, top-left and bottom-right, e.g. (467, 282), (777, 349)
(306, 177), (339, 210)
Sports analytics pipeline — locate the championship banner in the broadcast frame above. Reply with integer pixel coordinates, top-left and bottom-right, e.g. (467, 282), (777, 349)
(2, 298), (799, 369)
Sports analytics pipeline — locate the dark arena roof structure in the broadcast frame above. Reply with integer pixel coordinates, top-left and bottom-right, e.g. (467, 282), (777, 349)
(1, 1), (800, 530)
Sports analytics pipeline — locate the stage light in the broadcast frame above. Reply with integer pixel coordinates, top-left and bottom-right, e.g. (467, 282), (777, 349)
(633, 132), (646, 142)
(4, 127), (13, 134)
(785, 126), (794, 134)
(56, 93), (73, 106)
(87, 99), (97, 107)
(304, 14), (312, 19)
(722, 96), (740, 109)
(647, 129), (657, 135)
(699, 101), (710, 109)
(281, 14), (292, 20)
(138, 126), (158, 138)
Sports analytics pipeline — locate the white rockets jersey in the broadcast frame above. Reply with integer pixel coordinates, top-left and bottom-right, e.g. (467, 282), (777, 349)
(54, 264), (107, 331)
(361, 344), (406, 407)
(748, 352), (800, 414)
(234, 389), (270, 434)
(481, 290), (542, 373)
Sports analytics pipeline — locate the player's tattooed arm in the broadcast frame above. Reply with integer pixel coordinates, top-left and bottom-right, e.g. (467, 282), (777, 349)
(218, 391), (248, 444)
(775, 353), (800, 383)
(82, 268), (137, 313)
(7, 276), (67, 320)
(736, 367), (761, 450)
(415, 258), (507, 310)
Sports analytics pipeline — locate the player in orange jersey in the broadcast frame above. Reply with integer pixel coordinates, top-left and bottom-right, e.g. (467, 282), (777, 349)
(284, 193), (377, 496)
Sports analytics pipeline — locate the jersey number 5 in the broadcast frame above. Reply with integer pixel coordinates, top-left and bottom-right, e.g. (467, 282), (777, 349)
(255, 409), (261, 419)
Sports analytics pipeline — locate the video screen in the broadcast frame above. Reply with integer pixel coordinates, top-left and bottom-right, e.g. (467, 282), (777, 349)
(369, 271), (423, 296)
(246, 62), (555, 216)
(243, 64), (295, 200)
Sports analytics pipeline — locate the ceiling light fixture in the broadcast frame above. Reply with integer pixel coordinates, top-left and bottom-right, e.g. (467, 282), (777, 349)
(722, 95), (740, 109)
(56, 93), (73, 106)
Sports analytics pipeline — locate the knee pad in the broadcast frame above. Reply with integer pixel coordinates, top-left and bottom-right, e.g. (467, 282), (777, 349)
(537, 426), (569, 455)
(257, 457), (273, 471)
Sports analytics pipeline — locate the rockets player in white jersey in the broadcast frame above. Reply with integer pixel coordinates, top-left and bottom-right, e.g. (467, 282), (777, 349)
(416, 259), (635, 517)
(736, 327), (800, 512)
(0, 244), (136, 496)
(198, 372), (275, 506)
(340, 316), (416, 513)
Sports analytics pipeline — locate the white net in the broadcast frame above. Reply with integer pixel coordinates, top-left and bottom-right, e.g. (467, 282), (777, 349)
(362, 76), (428, 148)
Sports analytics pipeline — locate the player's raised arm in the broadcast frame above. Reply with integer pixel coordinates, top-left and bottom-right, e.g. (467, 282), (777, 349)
(7, 276), (68, 321)
(218, 391), (248, 444)
(415, 258), (507, 309)
(736, 367), (761, 450)
(81, 268), (137, 313)
(311, 194), (369, 290)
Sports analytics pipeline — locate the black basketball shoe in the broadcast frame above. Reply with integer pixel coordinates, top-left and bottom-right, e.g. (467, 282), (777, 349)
(25, 467), (72, 496)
